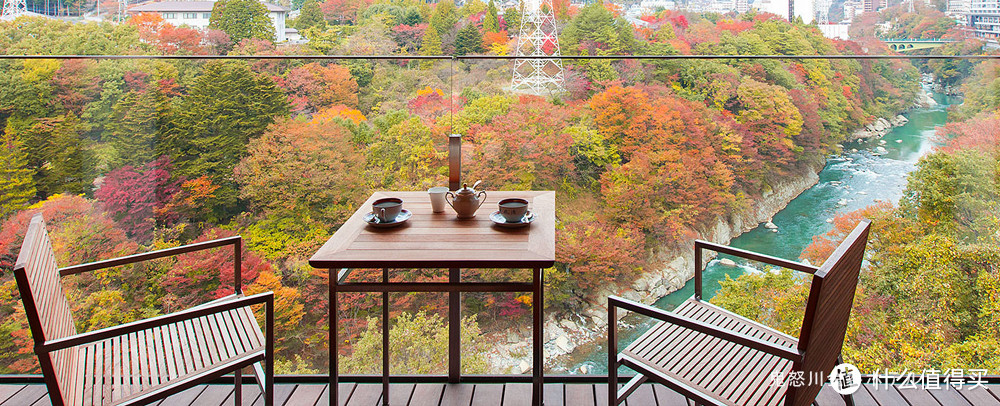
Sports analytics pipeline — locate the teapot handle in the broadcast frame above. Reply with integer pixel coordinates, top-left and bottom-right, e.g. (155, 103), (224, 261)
(475, 191), (487, 210)
(445, 191), (456, 209)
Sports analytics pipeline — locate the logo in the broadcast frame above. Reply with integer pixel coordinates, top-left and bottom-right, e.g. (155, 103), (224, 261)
(829, 363), (862, 395)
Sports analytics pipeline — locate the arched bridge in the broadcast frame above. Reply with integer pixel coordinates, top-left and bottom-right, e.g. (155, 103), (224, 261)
(881, 38), (956, 52)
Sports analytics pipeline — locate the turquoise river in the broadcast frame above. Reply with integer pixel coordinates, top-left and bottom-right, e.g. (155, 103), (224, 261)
(567, 88), (954, 374)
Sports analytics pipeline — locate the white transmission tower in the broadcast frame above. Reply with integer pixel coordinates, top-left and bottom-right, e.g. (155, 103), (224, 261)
(1, 0), (27, 18)
(511, 0), (565, 95)
(117, 0), (128, 21)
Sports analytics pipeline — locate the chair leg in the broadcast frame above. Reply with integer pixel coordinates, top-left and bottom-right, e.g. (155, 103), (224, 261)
(234, 368), (242, 405)
(608, 299), (618, 406)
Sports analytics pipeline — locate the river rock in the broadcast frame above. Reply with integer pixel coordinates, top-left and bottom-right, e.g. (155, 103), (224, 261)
(507, 332), (520, 344)
(838, 199), (848, 206)
(719, 258), (737, 267)
(873, 146), (888, 155)
(554, 334), (573, 353)
(519, 360), (531, 374)
(560, 319), (578, 332)
(890, 115), (908, 127)
(764, 221), (778, 229)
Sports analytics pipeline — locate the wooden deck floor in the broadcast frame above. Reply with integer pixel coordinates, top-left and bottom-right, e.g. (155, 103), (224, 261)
(0, 382), (997, 405)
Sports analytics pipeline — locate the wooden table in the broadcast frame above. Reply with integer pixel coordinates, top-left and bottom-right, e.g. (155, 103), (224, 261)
(309, 191), (556, 406)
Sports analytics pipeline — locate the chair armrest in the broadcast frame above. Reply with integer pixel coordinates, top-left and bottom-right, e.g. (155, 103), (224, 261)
(59, 236), (242, 277)
(694, 239), (818, 300)
(608, 295), (802, 362)
(39, 292), (273, 353)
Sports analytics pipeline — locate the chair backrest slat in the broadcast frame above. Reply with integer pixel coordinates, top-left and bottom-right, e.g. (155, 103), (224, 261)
(13, 214), (79, 405)
(788, 220), (870, 406)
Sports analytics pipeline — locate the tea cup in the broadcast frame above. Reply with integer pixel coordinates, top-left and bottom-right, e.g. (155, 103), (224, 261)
(498, 198), (529, 222)
(428, 187), (449, 213)
(372, 198), (403, 222)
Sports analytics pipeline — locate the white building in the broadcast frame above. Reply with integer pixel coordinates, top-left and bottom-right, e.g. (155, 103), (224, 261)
(129, 1), (289, 42)
(818, 23), (850, 38)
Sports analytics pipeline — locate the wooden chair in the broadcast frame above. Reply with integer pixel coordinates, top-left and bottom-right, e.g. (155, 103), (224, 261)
(13, 214), (275, 406)
(608, 220), (870, 406)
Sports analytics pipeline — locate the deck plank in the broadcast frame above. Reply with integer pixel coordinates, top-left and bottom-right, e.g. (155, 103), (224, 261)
(154, 385), (206, 405)
(470, 384), (503, 406)
(928, 387), (971, 406)
(988, 385), (1000, 402)
(896, 386), (941, 405)
(251, 383), (297, 406)
(501, 383), (533, 406)
(345, 384), (381, 406)
(229, 383), (262, 406)
(0, 385), (26, 405)
(864, 384), (909, 406)
(283, 384), (327, 406)
(624, 383), (657, 406)
(409, 384), (444, 405)
(848, 384), (880, 406)
(388, 383), (415, 405)
(440, 383), (474, 406)
(0, 385), (47, 406)
(960, 386), (1000, 405)
(192, 385), (236, 405)
(651, 384), (689, 406)
(564, 383), (595, 406)
(543, 383), (564, 406)
(814, 385), (847, 406)
(316, 382), (357, 406)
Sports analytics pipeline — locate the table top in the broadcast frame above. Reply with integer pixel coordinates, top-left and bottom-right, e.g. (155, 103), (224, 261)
(309, 191), (556, 269)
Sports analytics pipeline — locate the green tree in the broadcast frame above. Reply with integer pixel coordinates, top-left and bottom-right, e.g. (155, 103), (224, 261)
(209, 0), (276, 44)
(484, 0), (500, 33)
(164, 61), (288, 220)
(342, 311), (489, 374)
(419, 26), (443, 69)
(294, 0), (327, 31)
(108, 90), (158, 168)
(454, 24), (484, 56)
(10, 114), (93, 198)
(503, 6), (520, 32)
(0, 133), (35, 219)
(429, 1), (457, 35)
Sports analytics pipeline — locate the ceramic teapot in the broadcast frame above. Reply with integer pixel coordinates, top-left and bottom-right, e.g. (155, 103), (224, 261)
(446, 181), (487, 219)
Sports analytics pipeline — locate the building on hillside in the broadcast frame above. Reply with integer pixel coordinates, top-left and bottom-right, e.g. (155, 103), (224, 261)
(128, 1), (289, 41)
(818, 22), (850, 39)
(842, 0), (862, 22)
(863, 0), (882, 12)
(966, 0), (1000, 40)
(734, 0), (750, 13)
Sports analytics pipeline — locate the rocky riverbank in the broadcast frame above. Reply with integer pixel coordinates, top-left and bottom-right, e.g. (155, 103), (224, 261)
(485, 165), (822, 374)
(485, 95), (928, 373)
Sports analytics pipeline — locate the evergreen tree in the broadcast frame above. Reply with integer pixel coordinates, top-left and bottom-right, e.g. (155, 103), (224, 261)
(164, 61), (288, 220)
(13, 114), (93, 198)
(454, 24), (484, 56)
(484, 0), (500, 33)
(503, 6), (520, 32)
(294, 0), (326, 31)
(108, 90), (158, 168)
(0, 133), (35, 219)
(419, 26), (443, 69)
(209, 0), (276, 44)
(429, 1), (458, 35)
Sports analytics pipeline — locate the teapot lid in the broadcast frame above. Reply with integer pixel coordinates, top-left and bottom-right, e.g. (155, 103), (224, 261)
(456, 181), (482, 195)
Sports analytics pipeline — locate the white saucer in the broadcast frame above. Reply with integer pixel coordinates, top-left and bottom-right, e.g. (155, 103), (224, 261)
(490, 211), (535, 228)
(363, 209), (412, 228)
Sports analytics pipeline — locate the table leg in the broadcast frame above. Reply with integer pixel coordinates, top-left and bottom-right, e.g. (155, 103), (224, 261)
(533, 267), (544, 405)
(330, 269), (338, 406)
(383, 268), (390, 406)
(449, 267), (460, 383)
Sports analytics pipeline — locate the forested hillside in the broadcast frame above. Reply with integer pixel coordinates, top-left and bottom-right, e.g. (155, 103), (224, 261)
(0, 3), (917, 373)
(712, 60), (1000, 373)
